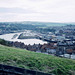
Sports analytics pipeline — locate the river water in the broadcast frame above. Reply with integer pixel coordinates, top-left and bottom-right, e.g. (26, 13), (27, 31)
(0, 32), (47, 45)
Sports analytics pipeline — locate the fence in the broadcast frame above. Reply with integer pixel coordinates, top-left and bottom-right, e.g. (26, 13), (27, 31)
(0, 64), (53, 75)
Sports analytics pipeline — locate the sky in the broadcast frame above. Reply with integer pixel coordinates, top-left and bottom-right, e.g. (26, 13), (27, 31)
(0, 0), (75, 22)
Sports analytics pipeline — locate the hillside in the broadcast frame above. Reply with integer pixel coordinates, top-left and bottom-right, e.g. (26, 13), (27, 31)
(0, 45), (75, 75)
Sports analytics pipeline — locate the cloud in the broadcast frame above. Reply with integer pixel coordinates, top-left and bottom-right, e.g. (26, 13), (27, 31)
(0, 7), (37, 14)
(0, 0), (75, 22)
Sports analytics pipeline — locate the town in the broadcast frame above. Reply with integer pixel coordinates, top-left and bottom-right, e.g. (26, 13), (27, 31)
(0, 22), (75, 59)
(3, 24), (74, 60)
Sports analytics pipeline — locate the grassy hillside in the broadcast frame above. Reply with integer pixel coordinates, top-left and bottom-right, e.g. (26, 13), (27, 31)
(0, 45), (75, 75)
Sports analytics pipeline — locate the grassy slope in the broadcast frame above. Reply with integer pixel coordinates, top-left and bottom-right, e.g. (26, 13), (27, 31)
(0, 45), (75, 75)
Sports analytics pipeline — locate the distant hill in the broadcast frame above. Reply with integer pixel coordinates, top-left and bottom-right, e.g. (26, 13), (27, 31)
(20, 21), (75, 26)
(20, 21), (68, 26)
(0, 45), (75, 75)
(1, 21), (75, 27)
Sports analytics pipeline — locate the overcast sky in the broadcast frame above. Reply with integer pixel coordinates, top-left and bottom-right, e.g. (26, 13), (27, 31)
(0, 0), (75, 22)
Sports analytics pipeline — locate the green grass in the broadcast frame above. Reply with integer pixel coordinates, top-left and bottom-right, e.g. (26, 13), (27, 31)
(0, 45), (75, 75)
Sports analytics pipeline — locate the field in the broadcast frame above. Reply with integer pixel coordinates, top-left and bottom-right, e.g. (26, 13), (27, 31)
(0, 45), (75, 75)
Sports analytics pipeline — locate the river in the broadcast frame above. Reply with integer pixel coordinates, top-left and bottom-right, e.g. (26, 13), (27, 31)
(0, 32), (47, 45)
